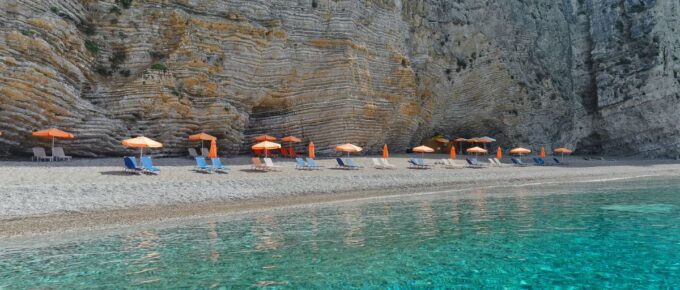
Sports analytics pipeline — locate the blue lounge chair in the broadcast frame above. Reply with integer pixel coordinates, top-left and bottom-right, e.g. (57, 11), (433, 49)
(532, 157), (542, 166)
(344, 158), (361, 169)
(211, 158), (229, 173)
(511, 158), (527, 167)
(295, 157), (310, 170)
(553, 157), (563, 165)
(194, 157), (212, 173)
(466, 157), (484, 168)
(123, 156), (143, 174)
(416, 158), (431, 169)
(140, 156), (160, 174)
(336, 157), (348, 169)
(408, 159), (420, 168)
(306, 158), (323, 170)
(535, 157), (547, 165)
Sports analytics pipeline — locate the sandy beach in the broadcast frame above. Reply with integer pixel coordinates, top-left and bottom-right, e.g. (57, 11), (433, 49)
(1, 155), (679, 237)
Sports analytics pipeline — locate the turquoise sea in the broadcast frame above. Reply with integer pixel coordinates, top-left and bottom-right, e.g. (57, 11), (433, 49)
(1, 177), (679, 288)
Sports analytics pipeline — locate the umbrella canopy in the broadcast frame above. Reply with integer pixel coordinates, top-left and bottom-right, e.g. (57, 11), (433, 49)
(450, 146), (456, 159)
(308, 142), (315, 159)
(122, 136), (163, 158)
(539, 146), (546, 158)
(553, 148), (573, 154)
(383, 144), (389, 159)
(496, 146), (502, 159)
(281, 136), (302, 143)
(188, 132), (216, 149)
(509, 147), (531, 155)
(32, 128), (75, 139)
(33, 128), (75, 154)
(477, 137), (495, 143)
(413, 145), (435, 153)
(209, 139), (217, 159)
(553, 147), (573, 161)
(252, 141), (281, 150)
(255, 135), (277, 142)
(434, 138), (449, 143)
(336, 143), (362, 157)
(336, 143), (362, 153)
(454, 138), (468, 142)
(188, 133), (216, 141)
(466, 146), (488, 155)
(252, 141), (281, 158)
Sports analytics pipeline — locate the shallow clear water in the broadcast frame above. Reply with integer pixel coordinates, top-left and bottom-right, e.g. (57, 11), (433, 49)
(1, 178), (679, 289)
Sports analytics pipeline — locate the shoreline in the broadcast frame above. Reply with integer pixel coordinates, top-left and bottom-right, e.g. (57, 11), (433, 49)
(1, 155), (678, 238)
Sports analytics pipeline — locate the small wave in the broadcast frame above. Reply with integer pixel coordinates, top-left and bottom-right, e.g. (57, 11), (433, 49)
(601, 204), (677, 213)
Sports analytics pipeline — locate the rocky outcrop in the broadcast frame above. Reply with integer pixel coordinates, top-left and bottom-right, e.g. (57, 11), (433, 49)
(0, 0), (678, 157)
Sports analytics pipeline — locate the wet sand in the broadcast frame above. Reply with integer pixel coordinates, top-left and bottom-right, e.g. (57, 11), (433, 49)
(0, 155), (678, 237)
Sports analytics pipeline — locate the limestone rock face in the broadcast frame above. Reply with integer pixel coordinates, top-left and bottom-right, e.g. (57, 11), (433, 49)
(0, 0), (678, 157)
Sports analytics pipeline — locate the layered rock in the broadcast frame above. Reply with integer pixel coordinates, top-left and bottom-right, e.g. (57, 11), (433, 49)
(0, 0), (678, 157)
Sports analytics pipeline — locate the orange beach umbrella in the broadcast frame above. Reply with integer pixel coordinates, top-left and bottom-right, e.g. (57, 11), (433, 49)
(252, 141), (281, 157)
(466, 146), (488, 156)
(122, 136), (163, 158)
(188, 132), (216, 149)
(450, 146), (456, 159)
(336, 143), (362, 157)
(281, 136), (301, 143)
(208, 139), (217, 159)
(33, 128), (75, 153)
(496, 146), (502, 159)
(255, 135), (277, 142)
(509, 147), (531, 160)
(308, 142), (315, 159)
(553, 147), (573, 161)
(434, 138), (449, 144)
(539, 146), (546, 159)
(383, 144), (389, 159)
(413, 145), (434, 159)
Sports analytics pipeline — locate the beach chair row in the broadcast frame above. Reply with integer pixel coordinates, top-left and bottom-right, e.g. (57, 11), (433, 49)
(31, 147), (71, 162)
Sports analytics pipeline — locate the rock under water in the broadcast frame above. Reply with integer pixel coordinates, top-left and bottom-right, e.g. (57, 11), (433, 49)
(601, 204), (677, 214)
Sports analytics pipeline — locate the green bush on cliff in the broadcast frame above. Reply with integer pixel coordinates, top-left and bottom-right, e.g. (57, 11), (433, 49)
(84, 40), (99, 54)
(50, 6), (59, 14)
(117, 0), (133, 9)
(150, 63), (167, 72)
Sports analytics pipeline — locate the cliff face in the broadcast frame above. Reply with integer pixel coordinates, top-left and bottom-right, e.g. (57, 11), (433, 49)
(0, 0), (678, 157)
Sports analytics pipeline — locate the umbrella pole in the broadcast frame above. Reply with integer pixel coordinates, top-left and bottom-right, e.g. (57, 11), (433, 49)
(51, 137), (55, 156)
(140, 147), (143, 160)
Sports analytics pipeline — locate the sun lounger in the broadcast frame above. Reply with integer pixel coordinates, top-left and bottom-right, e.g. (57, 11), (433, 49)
(552, 157), (564, 165)
(488, 158), (500, 167)
(32, 147), (53, 162)
(408, 159), (428, 169)
(188, 148), (199, 158)
(295, 157), (310, 170)
(416, 158), (431, 169)
(201, 148), (210, 157)
(123, 156), (143, 174)
(372, 158), (388, 169)
(443, 159), (463, 169)
(379, 158), (396, 169)
(140, 156), (160, 174)
(211, 158), (229, 173)
(251, 157), (268, 171)
(344, 158), (362, 169)
(511, 158), (528, 167)
(336, 158), (358, 169)
(465, 157), (485, 168)
(263, 157), (282, 171)
(194, 157), (212, 173)
(306, 158), (323, 170)
(52, 147), (72, 161)
(532, 157), (546, 166)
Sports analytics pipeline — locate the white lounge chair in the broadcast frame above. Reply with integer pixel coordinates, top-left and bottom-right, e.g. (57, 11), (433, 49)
(188, 148), (199, 158)
(443, 159), (463, 169)
(372, 158), (387, 169)
(251, 157), (268, 171)
(201, 148), (210, 157)
(263, 157), (283, 171)
(32, 147), (53, 162)
(53, 147), (72, 161)
(493, 158), (509, 167)
(379, 158), (396, 169)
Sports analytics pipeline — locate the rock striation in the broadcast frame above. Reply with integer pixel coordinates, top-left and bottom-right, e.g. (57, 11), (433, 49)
(0, 0), (678, 157)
